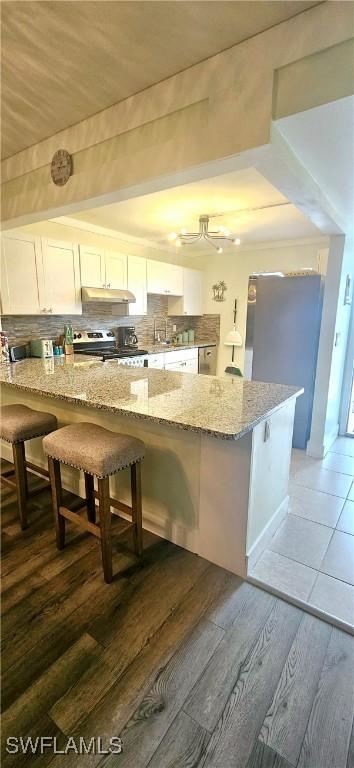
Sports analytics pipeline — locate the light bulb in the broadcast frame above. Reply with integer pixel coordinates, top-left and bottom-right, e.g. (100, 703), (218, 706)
(233, 237), (241, 246)
(168, 232), (177, 241)
(218, 225), (225, 233)
(180, 227), (187, 235)
(217, 246), (223, 254)
(176, 238), (182, 248)
(224, 229), (230, 237)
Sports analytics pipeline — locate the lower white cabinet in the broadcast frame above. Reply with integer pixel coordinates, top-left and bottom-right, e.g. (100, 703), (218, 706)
(147, 259), (183, 296)
(148, 347), (198, 373)
(167, 268), (203, 316)
(148, 353), (165, 369)
(165, 358), (198, 373)
(127, 255), (147, 315)
(1, 233), (82, 315)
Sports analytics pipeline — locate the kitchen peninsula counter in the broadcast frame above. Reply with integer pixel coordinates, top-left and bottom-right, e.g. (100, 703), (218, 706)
(1, 358), (302, 578)
(0, 357), (300, 441)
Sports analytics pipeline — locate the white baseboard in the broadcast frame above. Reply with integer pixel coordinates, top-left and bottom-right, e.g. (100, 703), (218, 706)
(307, 423), (339, 459)
(246, 495), (289, 573)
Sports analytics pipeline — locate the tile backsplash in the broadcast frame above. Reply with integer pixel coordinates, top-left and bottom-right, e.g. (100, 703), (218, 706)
(1, 294), (220, 348)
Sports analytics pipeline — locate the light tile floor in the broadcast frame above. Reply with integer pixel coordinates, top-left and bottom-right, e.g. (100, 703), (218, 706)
(250, 436), (354, 632)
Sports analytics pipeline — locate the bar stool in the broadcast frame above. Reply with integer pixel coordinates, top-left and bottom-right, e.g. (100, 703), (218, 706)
(0, 404), (58, 529)
(43, 422), (145, 583)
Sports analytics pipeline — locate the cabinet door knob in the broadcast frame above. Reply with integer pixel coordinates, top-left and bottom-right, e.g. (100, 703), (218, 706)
(41, 308), (47, 313)
(48, 308), (53, 313)
(107, 283), (111, 288)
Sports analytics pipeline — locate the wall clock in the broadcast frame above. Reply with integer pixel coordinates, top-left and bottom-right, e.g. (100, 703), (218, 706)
(51, 149), (73, 186)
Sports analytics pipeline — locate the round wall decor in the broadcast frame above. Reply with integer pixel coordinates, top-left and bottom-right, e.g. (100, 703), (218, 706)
(51, 149), (73, 186)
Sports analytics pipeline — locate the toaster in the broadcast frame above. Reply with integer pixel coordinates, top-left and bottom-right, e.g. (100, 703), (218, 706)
(30, 339), (54, 358)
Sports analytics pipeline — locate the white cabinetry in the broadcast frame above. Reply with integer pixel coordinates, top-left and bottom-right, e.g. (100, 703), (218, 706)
(148, 347), (198, 373)
(40, 239), (82, 315)
(164, 347), (198, 373)
(147, 260), (183, 296)
(167, 268), (203, 316)
(105, 251), (127, 289)
(1, 233), (82, 315)
(1, 232), (42, 315)
(148, 353), (165, 369)
(80, 246), (104, 287)
(79, 247), (127, 290)
(127, 255), (147, 315)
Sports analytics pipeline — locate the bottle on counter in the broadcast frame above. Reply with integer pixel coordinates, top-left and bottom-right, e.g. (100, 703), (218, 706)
(0, 332), (10, 363)
(187, 329), (195, 343)
(182, 331), (188, 343)
(63, 324), (74, 356)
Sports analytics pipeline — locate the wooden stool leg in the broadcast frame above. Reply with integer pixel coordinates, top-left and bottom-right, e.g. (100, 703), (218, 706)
(12, 442), (28, 530)
(85, 473), (96, 524)
(131, 462), (143, 556)
(98, 477), (112, 583)
(48, 457), (65, 550)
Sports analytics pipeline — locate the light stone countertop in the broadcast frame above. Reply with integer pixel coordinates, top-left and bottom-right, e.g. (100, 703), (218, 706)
(145, 340), (217, 354)
(0, 357), (302, 440)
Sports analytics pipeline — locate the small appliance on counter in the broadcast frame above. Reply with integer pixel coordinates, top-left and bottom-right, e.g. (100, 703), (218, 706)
(9, 343), (30, 362)
(117, 325), (139, 348)
(30, 339), (54, 358)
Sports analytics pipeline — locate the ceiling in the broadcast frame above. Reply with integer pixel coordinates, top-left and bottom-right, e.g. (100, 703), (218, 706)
(70, 167), (321, 250)
(276, 96), (354, 232)
(1, 0), (320, 159)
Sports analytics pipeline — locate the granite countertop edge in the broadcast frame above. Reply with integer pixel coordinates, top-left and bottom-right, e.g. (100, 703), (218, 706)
(0, 375), (303, 442)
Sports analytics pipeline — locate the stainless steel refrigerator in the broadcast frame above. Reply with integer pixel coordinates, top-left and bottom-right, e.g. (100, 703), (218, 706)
(245, 273), (324, 449)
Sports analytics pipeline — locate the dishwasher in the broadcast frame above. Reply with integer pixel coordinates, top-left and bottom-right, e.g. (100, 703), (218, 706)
(198, 346), (217, 375)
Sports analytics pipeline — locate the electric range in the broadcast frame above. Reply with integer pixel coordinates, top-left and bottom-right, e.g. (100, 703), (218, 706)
(73, 330), (149, 367)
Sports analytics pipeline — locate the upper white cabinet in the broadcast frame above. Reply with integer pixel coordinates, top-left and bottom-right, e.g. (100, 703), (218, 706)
(40, 239), (82, 315)
(105, 251), (127, 289)
(127, 255), (147, 315)
(1, 233), (82, 315)
(79, 246), (127, 290)
(167, 268), (203, 316)
(1, 232), (42, 315)
(147, 259), (183, 296)
(80, 246), (104, 287)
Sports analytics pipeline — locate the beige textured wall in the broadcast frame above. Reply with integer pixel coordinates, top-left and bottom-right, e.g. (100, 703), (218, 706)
(2, 2), (353, 225)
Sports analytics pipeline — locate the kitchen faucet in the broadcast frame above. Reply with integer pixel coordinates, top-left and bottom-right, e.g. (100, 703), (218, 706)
(154, 318), (168, 343)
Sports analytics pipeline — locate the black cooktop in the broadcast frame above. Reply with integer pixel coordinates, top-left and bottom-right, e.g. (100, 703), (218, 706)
(75, 346), (148, 361)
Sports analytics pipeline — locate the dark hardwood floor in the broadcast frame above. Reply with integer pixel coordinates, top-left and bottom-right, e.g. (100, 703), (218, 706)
(1, 462), (353, 768)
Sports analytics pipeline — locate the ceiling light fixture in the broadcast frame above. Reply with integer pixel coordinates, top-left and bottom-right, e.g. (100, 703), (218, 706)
(169, 215), (241, 253)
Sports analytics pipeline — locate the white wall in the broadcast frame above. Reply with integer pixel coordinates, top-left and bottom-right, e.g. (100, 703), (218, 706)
(201, 238), (328, 376)
(308, 234), (353, 456)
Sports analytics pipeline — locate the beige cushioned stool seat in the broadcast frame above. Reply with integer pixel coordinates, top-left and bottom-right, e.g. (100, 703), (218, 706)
(43, 422), (145, 478)
(1, 404), (57, 444)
